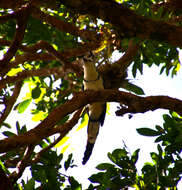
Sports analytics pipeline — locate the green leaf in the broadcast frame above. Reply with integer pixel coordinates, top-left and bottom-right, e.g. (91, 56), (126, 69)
(157, 144), (163, 156)
(89, 172), (104, 183)
(64, 153), (73, 171)
(16, 121), (21, 135)
(154, 135), (163, 143)
(96, 163), (114, 171)
(68, 177), (82, 189)
(132, 61), (137, 78)
(142, 163), (155, 174)
(1, 122), (11, 129)
(131, 149), (140, 164)
(136, 127), (161, 136)
(2, 131), (16, 137)
(112, 148), (128, 159)
(163, 114), (172, 122)
(150, 152), (158, 164)
(155, 125), (164, 133)
(21, 125), (27, 134)
(171, 111), (180, 119)
(23, 178), (35, 190)
(0, 160), (9, 174)
(123, 82), (145, 95)
(108, 152), (116, 164)
(17, 99), (32, 113)
(31, 86), (41, 99)
(87, 184), (94, 190)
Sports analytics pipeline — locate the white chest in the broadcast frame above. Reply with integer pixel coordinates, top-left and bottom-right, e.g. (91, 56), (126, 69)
(83, 78), (104, 90)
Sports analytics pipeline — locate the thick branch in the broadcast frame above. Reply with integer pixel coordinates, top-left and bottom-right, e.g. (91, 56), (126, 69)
(0, 89), (181, 153)
(61, 0), (182, 47)
(2, 109), (82, 169)
(0, 3), (33, 70)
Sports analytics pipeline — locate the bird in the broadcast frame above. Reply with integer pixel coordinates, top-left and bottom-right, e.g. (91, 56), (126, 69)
(81, 51), (106, 165)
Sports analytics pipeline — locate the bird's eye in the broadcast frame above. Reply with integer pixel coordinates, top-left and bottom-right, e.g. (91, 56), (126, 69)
(83, 51), (94, 62)
(89, 51), (94, 58)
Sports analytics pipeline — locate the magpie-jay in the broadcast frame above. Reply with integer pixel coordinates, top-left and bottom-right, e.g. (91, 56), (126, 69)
(81, 52), (106, 165)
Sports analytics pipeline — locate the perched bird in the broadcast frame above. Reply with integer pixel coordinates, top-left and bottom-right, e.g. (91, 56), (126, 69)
(81, 52), (106, 165)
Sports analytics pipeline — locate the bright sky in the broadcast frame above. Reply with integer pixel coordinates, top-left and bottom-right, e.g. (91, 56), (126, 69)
(1, 51), (182, 189)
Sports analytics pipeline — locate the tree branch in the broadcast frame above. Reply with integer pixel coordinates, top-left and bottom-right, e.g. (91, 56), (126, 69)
(32, 108), (82, 163)
(0, 165), (14, 190)
(0, 40), (98, 77)
(0, 82), (22, 125)
(0, 52), (57, 76)
(0, 89), (181, 153)
(32, 8), (100, 42)
(152, 0), (182, 14)
(61, 0), (182, 48)
(9, 145), (35, 183)
(0, 67), (68, 90)
(0, 3), (33, 72)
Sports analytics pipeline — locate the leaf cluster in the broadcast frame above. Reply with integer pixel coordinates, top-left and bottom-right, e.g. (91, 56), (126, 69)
(85, 113), (182, 190)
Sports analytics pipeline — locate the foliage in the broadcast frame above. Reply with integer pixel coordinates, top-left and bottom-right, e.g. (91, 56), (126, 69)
(79, 113), (181, 190)
(0, 0), (182, 189)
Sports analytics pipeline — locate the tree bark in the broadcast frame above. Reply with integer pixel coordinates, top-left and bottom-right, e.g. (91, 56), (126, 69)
(61, 0), (182, 47)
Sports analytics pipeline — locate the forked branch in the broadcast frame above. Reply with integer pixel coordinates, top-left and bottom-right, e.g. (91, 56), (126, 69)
(0, 89), (181, 154)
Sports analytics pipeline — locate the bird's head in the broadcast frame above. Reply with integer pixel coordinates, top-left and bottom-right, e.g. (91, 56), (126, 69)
(82, 51), (95, 63)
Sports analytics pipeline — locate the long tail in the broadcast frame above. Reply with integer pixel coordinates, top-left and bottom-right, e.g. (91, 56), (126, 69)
(82, 120), (100, 164)
(82, 142), (95, 165)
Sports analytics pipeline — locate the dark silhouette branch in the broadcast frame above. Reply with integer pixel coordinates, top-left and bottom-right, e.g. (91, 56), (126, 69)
(0, 82), (22, 125)
(0, 165), (14, 190)
(9, 145), (35, 183)
(61, 0), (182, 48)
(0, 89), (181, 154)
(0, 3), (33, 72)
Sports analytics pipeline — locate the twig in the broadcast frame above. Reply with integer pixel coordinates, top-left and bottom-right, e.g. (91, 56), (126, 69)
(0, 81), (22, 125)
(9, 144), (35, 183)
(0, 67), (68, 90)
(0, 3), (33, 73)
